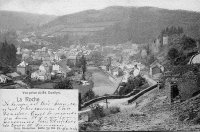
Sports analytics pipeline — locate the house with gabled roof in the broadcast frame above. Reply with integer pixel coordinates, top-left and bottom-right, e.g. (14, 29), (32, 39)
(17, 61), (28, 75)
(0, 74), (12, 83)
(31, 70), (51, 81)
(150, 60), (164, 80)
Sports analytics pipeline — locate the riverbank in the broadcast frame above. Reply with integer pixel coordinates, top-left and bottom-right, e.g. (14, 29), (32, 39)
(87, 66), (119, 96)
(72, 71), (94, 96)
(98, 66), (123, 93)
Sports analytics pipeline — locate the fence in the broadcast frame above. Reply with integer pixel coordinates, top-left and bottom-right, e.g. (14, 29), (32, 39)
(81, 84), (158, 109)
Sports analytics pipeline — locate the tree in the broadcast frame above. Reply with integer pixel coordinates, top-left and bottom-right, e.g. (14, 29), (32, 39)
(181, 35), (196, 50)
(75, 53), (82, 68)
(83, 89), (95, 102)
(119, 75), (147, 95)
(147, 54), (155, 65)
(119, 55), (123, 63)
(0, 40), (17, 68)
(10, 44), (17, 66)
(107, 57), (112, 71)
(54, 78), (73, 89)
(168, 48), (179, 60)
(67, 59), (75, 68)
(161, 26), (184, 36)
(91, 51), (104, 66)
(60, 54), (66, 60)
(80, 55), (87, 80)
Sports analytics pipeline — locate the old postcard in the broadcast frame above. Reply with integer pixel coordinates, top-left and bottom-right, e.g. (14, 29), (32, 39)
(0, 0), (200, 131)
(0, 89), (78, 131)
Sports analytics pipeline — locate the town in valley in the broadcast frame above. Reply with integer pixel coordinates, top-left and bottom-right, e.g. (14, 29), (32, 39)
(0, 1), (200, 131)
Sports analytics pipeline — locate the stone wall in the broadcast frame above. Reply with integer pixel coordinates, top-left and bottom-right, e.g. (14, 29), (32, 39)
(177, 71), (200, 101)
(165, 71), (200, 103)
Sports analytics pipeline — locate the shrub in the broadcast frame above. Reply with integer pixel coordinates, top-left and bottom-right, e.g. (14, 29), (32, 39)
(108, 106), (120, 114)
(168, 48), (179, 60)
(89, 104), (105, 121)
(119, 75), (147, 95)
(119, 85), (132, 95)
(83, 89), (95, 102)
(103, 106), (120, 117)
(181, 35), (196, 50)
(67, 70), (74, 77)
(54, 78), (73, 89)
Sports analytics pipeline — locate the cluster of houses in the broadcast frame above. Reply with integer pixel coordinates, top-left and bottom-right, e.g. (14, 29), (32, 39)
(16, 59), (71, 81)
(100, 49), (145, 83)
(14, 43), (98, 82)
(16, 48), (72, 81)
(18, 31), (53, 46)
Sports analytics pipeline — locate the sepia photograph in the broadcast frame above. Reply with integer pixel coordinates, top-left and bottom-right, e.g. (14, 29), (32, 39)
(0, 0), (200, 131)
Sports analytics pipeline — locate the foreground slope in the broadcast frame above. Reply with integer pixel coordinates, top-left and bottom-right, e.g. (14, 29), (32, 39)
(98, 87), (200, 131)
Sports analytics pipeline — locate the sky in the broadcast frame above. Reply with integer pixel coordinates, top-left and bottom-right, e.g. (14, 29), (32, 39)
(0, 0), (200, 16)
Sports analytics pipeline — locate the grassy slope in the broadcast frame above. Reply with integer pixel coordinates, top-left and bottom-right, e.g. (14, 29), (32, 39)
(97, 87), (200, 131)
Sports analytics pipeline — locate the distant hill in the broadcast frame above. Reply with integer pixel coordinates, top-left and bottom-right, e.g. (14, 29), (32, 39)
(41, 6), (200, 44)
(0, 10), (56, 31)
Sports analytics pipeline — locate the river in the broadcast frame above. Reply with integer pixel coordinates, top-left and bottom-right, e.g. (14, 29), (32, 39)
(87, 66), (119, 96)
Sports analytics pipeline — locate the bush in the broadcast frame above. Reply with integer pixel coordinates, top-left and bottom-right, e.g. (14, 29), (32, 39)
(181, 35), (196, 50)
(103, 106), (121, 117)
(119, 75), (147, 95)
(168, 48), (179, 60)
(108, 106), (120, 114)
(83, 89), (95, 102)
(89, 105), (120, 121)
(67, 70), (75, 77)
(89, 104), (105, 121)
(54, 78), (73, 89)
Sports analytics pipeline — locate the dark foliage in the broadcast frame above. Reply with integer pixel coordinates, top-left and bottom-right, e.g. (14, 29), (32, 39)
(174, 55), (187, 65)
(168, 48), (179, 60)
(167, 35), (197, 66)
(171, 83), (179, 99)
(181, 35), (197, 50)
(83, 89), (95, 102)
(66, 70), (75, 77)
(75, 53), (82, 68)
(119, 75), (146, 95)
(147, 55), (156, 66)
(80, 55), (87, 80)
(90, 104), (105, 120)
(0, 40), (17, 68)
(67, 59), (75, 68)
(117, 68), (124, 77)
(0, 66), (11, 74)
(90, 51), (104, 66)
(54, 78), (73, 89)
(161, 26), (183, 36)
(60, 54), (66, 59)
